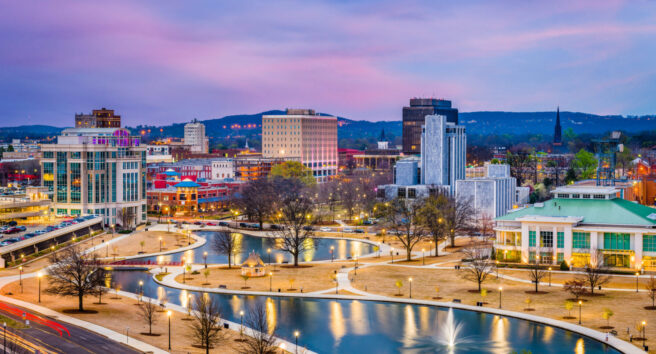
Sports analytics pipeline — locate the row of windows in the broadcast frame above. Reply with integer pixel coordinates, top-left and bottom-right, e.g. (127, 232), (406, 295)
(644, 234), (656, 252)
(603, 232), (630, 250)
(122, 161), (140, 169)
(573, 232), (590, 249)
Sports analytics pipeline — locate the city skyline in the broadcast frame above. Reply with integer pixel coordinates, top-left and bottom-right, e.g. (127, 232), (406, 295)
(2, 0), (656, 126)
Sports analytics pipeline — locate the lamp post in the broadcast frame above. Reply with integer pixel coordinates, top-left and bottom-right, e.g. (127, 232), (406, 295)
(294, 331), (300, 354)
(642, 321), (646, 348)
(3, 322), (6, 354)
(354, 257), (358, 276)
(167, 311), (172, 350)
(578, 300), (582, 324)
(636, 272), (640, 293)
(269, 272), (273, 292)
(548, 267), (552, 287)
(330, 246), (334, 262)
(19, 266), (23, 293)
(391, 248), (394, 264)
(422, 248), (425, 265)
(203, 252), (208, 268)
(138, 280), (143, 304)
(111, 224), (115, 239)
(158, 203), (162, 223)
(187, 229), (191, 245)
(498, 286), (502, 308)
(182, 262), (186, 284)
(267, 248), (271, 265)
(239, 310), (244, 337)
(409, 277), (413, 298)
(496, 261), (499, 279)
(37, 271), (42, 303)
(159, 237), (163, 252)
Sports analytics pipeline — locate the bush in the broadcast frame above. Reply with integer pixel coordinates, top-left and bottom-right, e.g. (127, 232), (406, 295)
(559, 261), (569, 271)
(118, 229), (132, 234)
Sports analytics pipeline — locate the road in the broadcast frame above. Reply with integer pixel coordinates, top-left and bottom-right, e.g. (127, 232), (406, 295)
(0, 301), (140, 354)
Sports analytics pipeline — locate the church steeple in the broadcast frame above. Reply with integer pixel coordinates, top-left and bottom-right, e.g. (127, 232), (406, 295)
(553, 106), (562, 145)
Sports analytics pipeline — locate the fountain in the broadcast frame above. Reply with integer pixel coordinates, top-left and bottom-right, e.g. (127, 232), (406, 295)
(438, 307), (463, 348)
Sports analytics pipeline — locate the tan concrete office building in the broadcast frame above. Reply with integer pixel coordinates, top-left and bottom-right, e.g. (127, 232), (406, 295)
(262, 109), (338, 182)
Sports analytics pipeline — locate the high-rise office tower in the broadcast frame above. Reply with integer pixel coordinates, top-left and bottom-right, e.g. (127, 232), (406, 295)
(184, 119), (209, 153)
(420, 114), (466, 194)
(262, 109), (338, 183)
(41, 127), (147, 227)
(402, 98), (458, 154)
(75, 108), (121, 128)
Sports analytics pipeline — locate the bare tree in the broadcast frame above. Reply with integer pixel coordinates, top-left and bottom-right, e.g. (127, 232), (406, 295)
(92, 283), (108, 304)
(271, 186), (316, 267)
(212, 232), (239, 268)
(645, 275), (656, 310)
(563, 279), (587, 301)
(577, 250), (609, 295)
(442, 196), (475, 248)
(46, 246), (106, 312)
(477, 213), (495, 240)
(318, 181), (340, 221)
(237, 179), (276, 230)
(117, 207), (136, 230)
(238, 303), (278, 354)
(418, 195), (449, 256)
(189, 294), (225, 354)
(139, 298), (158, 335)
(382, 198), (427, 261)
(461, 245), (496, 291)
(339, 180), (360, 221)
(527, 256), (547, 293)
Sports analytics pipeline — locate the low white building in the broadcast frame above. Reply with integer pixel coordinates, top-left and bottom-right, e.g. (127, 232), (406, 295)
(211, 159), (235, 180)
(494, 186), (656, 270)
(455, 163), (516, 218)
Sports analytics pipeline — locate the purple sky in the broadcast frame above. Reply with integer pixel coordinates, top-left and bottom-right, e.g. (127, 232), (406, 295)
(2, 0), (656, 126)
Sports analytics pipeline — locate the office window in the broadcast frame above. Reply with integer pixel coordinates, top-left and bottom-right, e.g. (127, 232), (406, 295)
(643, 234), (656, 252)
(529, 231), (536, 247)
(557, 232), (564, 248)
(603, 232), (630, 250)
(573, 232), (590, 249)
(540, 231), (553, 248)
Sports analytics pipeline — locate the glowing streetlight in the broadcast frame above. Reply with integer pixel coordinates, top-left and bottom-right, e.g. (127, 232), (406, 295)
(19, 266), (23, 293)
(294, 331), (300, 354)
(498, 286), (503, 308)
(239, 310), (245, 337)
(203, 251), (208, 268)
(548, 267), (552, 286)
(159, 237), (163, 252)
(167, 310), (172, 350)
(409, 277), (413, 298)
(269, 271), (273, 292)
(578, 300), (582, 324)
(37, 271), (43, 303)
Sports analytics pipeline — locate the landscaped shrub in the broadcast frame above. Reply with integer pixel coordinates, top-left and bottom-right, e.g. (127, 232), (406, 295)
(559, 260), (569, 271)
(118, 229), (132, 234)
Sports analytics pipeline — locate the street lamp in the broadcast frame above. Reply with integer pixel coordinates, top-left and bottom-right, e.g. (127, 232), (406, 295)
(158, 202), (162, 223)
(203, 252), (208, 268)
(496, 260), (499, 279)
(167, 310), (172, 350)
(330, 246), (334, 262)
(267, 248), (272, 265)
(19, 266), (23, 293)
(159, 237), (163, 252)
(578, 300), (582, 324)
(37, 271), (43, 303)
(391, 248), (394, 264)
(294, 330), (300, 354)
(269, 271), (273, 292)
(641, 321), (646, 348)
(548, 267), (552, 287)
(138, 280), (144, 303)
(239, 310), (244, 337)
(422, 248), (425, 265)
(409, 277), (413, 298)
(635, 272), (640, 293)
(498, 286), (502, 308)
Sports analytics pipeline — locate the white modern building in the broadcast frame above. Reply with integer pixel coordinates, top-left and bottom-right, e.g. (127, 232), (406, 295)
(262, 109), (338, 182)
(495, 185), (656, 270)
(421, 114), (466, 193)
(456, 163), (516, 218)
(40, 128), (147, 227)
(211, 159), (235, 180)
(184, 120), (209, 154)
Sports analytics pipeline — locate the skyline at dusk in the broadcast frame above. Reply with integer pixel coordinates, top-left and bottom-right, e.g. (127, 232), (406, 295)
(2, 0), (656, 126)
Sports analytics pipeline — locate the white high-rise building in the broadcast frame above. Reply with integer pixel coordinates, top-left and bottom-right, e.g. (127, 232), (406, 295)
(184, 120), (209, 153)
(420, 114), (466, 194)
(262, 109), (337, 182)
(456, 163), (516, 218)
(40, 128), (147, 227)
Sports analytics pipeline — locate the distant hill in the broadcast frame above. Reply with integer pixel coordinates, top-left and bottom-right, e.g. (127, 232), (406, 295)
(1, 110), (653, 144)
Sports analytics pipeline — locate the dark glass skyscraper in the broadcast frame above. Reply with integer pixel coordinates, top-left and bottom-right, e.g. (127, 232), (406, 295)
(402, 98), (458, 154)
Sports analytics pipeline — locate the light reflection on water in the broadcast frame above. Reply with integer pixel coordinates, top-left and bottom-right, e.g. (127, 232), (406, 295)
(107, 268), (616, 354)
(135, 231), (374, 265)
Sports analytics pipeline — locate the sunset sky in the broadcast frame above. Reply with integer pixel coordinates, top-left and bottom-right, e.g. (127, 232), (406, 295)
(2, 0), (655, 126)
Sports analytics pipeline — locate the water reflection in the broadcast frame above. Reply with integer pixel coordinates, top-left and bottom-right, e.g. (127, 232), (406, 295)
(109, 271), (617, 354)
(134, 231), (374, 265)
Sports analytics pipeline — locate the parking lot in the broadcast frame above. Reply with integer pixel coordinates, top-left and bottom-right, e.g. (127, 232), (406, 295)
(0, 215), (100, 247)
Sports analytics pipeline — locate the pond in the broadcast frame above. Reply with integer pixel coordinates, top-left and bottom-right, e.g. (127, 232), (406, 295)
(108, 270), (618, 354)
(137, 231), (377, 265)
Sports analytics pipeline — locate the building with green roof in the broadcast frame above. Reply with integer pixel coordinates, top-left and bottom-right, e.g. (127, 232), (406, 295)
(494, 186), (656, 270)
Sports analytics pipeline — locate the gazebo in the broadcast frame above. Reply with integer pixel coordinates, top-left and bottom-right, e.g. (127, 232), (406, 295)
(241, 251), (266, 277)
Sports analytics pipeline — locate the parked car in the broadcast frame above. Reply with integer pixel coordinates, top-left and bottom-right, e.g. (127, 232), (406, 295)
(35, 229), (47, 235)
(206, 222), (217, 226)
(303, 226), (314, 231)
(269, 224), (282, 230)
(3, 227), (20, 234)
(354, 229), (365, 233)
(194, 221), (203, 226)
(16, 226), (26, 232)
(218, 221), (230, 227)
(319, 227), (332, 232)
(362, 220), (373, 225)
(7, 221), (17, 227)
(342, 227), (353, 233)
